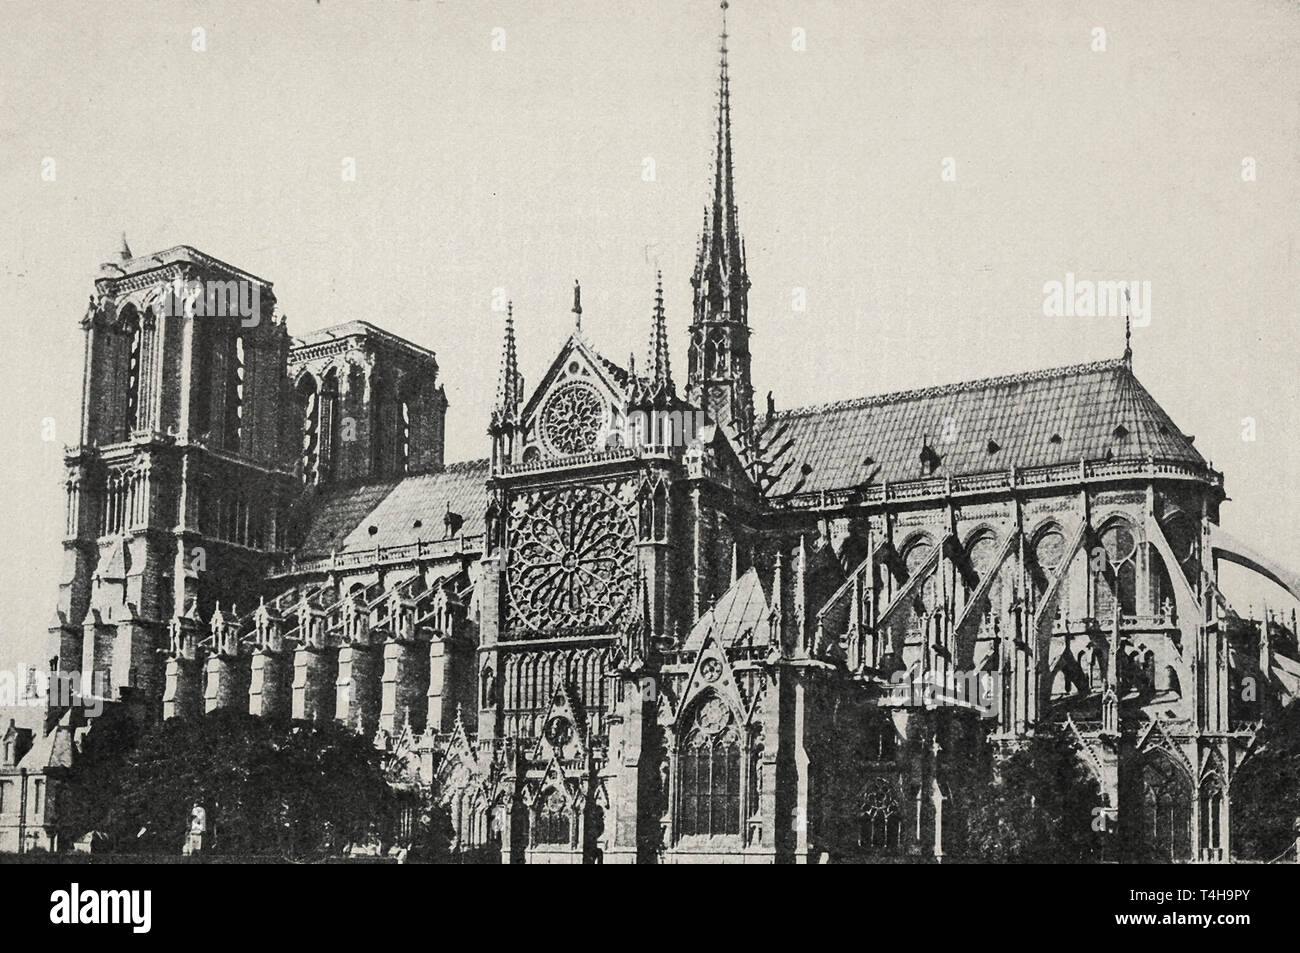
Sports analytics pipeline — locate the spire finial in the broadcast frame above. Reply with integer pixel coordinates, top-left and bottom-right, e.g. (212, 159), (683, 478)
(494, 300), (520, 424)
(647, 269), (673, 392)
(1123, 287), (1133, 366)
(119, 232), (132, 262)
(572, 279), (582, 332)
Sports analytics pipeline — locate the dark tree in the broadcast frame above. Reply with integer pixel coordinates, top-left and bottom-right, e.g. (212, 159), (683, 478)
(960, 724), (1106, 863)
(1230, 702), (1300, 862)
(60, 711), (392, 860)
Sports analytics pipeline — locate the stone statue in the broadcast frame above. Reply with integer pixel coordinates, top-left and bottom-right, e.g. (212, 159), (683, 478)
(485, 497), (501, 552)
(183, 802), (208, 856)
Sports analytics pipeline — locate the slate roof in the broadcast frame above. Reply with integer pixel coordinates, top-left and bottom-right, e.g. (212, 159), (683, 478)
(296, 459), (490, 556)
(684, 568), (773, 648)
(759, 358), (1204, 498)
(16, 710), (76, 770)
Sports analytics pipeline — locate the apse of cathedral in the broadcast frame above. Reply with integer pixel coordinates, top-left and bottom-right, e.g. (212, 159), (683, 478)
(6, 5), (1299, 866)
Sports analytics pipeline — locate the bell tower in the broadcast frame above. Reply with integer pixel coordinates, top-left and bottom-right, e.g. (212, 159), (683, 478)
(51, 243), (300, 720)
(687, 0), (755, 456)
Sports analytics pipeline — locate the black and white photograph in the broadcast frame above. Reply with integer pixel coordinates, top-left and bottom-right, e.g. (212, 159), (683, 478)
(0, 0), (1297, 932)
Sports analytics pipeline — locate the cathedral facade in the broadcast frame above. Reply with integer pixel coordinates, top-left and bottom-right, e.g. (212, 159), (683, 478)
(4, 7), (1298, 863)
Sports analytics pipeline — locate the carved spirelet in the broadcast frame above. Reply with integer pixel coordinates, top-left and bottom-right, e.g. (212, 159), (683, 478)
(506, 482), (637, 634)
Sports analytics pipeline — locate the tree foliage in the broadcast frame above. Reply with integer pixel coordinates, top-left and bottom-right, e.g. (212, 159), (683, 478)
(960, 724), (1106, 863)
(1231, 702), (1300, 862)
(60, 711), (393, 859)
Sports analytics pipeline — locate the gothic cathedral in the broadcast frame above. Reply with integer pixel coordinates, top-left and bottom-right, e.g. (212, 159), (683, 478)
(4, 5), (1298, 864)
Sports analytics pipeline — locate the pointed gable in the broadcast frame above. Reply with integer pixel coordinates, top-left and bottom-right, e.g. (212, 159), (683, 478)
(678, 632), (747, 722)
(521, 334), (631, 419)
(519, 334), (634, 461)
(531, 683), (586, 764)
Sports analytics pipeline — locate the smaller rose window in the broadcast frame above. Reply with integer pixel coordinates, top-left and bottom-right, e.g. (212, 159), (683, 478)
(541, 381), (604, 456)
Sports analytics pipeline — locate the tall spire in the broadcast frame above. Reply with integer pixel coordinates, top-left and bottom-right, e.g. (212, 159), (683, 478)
(647, 270), (673, 391)
(688, 0), (754, 450)
(1123, 287), (1133, 367)
(494, 301), (520, 424)
(696, 0), (747, 315)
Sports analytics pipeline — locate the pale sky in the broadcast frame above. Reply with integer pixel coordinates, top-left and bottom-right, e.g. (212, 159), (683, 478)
(1, 0), (1297, 673)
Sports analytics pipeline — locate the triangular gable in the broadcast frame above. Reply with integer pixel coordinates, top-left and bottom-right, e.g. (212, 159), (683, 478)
(530, 682), (587, 764)
(1136, 718), (1196, 780)
(677, 632), (746, 726)
(435, 706), (486, 796)
(520, 333), (630, 425)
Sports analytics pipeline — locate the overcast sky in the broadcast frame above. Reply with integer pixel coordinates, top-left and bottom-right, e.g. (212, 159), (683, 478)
(1, 0), (1297, 673)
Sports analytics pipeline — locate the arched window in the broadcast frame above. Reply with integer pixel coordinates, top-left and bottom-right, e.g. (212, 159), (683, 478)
(296, 375), (319, 484)
(1200, 781), (1223, 852)
(191, 316), (215, 439)
(124, 311), (143, 435)
(1151, 511), (1197, 619)
(864, 711), (896, 762)
(1161, 512), (1199, 586)
(902, 537), (937, 633)
(1097, 521), (1138, 618)
(966, 533), (999, 582)
(1140, 754), (1192, 861)
(677, 695), (741, 838)
(224, 333), (245, 451)
(317, 369), (339, 482)
(370, 376), (402, 477)
(535, 788), (571, 846)
(400, 397), (411, 473)
(1085, 647), (1102, 691)
(652, 481), (668, 542)
(1051, 666), (1071, 698)
(858, 779), (901, 852)
(1032, 525), (1069, 617)
(703, 337), (717, 380)
(391, 378), (420, 476)
(965, 531), (1005, 620)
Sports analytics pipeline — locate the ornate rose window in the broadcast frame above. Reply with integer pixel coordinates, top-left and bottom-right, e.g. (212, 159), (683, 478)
(506, 483), (637, 634)
(540, 381), (605, 457)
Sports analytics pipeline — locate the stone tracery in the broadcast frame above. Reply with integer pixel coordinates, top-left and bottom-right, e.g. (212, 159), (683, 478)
(506, 482), (638, 635)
